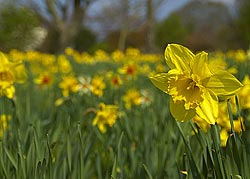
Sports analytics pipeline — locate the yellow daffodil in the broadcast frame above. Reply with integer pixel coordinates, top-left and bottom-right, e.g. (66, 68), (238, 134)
(125, 47), (140, 58)
(34, 73), (53, 88)
(0, 52), (27, 98)
(81, 52), (94, 64)
(150, 44), (243, 124)
(57, 55), (72, 74)
(139, 64), (151, 75)
(94, 49), (110, 62)
(92, 103), (118, 133)
(90, 76), (106, 97)
(108, 73), (123, 89)
(118, 63), (137, 76)
(111, 50), (125, 62)
(0, 114), (11, 138)
(59, 75), (79, 97)
(234, 49), (246, 62)
(122, 88), (142, 110)
(64, 47), (75, 56)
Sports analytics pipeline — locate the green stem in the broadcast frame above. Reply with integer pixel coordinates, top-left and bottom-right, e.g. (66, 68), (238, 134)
(227, 99), (235, 133)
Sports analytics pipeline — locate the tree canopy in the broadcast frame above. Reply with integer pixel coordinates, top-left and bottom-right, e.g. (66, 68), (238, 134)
(0, 4), (40, 51)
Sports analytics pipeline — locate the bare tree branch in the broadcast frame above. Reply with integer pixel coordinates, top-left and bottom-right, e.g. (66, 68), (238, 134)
(27, 0), (51, 26)
(23, 0), (96, 52)
(45, 0), (61, 26)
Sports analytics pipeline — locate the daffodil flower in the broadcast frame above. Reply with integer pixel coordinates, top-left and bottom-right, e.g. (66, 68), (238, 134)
(92, 103), (118, 133)
(0, 52), (27, 98)
(150, 44), (243, 124)
(59, 75), (79, 97)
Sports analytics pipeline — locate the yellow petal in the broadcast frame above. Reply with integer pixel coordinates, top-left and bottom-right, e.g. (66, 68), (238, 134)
(195, 89), (218, 124)
(98, 123), (107, 133)
(5, 85), (15, 99)
(165, 44), (194, 71)
(55, 98), (65, 106)
(170, 98), (196, 122)
(149, 73), (173, 93)
(203, 71), (243, 98)
(92, 116), (98, 126)
(0, 52), (10, 70)
(192, 115), (210, 132)
(191, 51), (212, 80)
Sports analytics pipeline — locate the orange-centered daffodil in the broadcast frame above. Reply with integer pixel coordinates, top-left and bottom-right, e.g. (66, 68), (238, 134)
(150, 44), (243, 124)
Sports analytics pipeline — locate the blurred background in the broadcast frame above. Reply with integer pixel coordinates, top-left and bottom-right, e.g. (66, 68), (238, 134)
(0, 0), (249, 53)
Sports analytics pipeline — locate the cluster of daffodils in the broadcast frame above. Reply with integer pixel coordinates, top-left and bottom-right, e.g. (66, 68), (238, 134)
(46, 49), (156, 133)
(3, 45), (249, 137)
(56, 73), (153, 133)
(150, 44), (244, 144)
(65, 47), (162, 64)
(56, 75), (106, 98)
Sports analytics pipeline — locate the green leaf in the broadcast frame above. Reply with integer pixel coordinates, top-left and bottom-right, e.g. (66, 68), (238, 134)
(96, 152), (102, 179)
(0, 142), (8, 178)
(67, 137), (72, 172)
(111, 132), (124, 179)
(143, 164), (153, 179)
(4, 146), (17, 170)
(176, 122), (201, 179)
(210, 124), (227, 179)
(111, 156), (117, 179)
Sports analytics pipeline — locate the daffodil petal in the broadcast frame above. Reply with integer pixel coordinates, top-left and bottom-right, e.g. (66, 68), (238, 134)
(0, 52), (11, 70)
(191, 51), (212, 80)
(165, 44), (194, 71)
(203, 71), (243, 98)
(149, 73), (173, 93)
(5, 85), (15, 99)
(170, 98), (196, 122)
(195, 89), (218, 124)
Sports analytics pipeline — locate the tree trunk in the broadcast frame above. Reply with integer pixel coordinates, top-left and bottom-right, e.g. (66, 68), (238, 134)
(38, 0), (90, 53)
(145, 0), (155, 52)
(118, 0), (129, 51)
(58, 23), (77, 52)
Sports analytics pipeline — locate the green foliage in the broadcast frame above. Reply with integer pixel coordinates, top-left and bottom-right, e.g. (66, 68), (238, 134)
(74, 27), (97, 52)
(176, 112), (250, 179)
(0, 5), (40, 51)
(236, 0), (250, 48)
(39, 27), (60, 53)
(154, 14), (190, 50)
